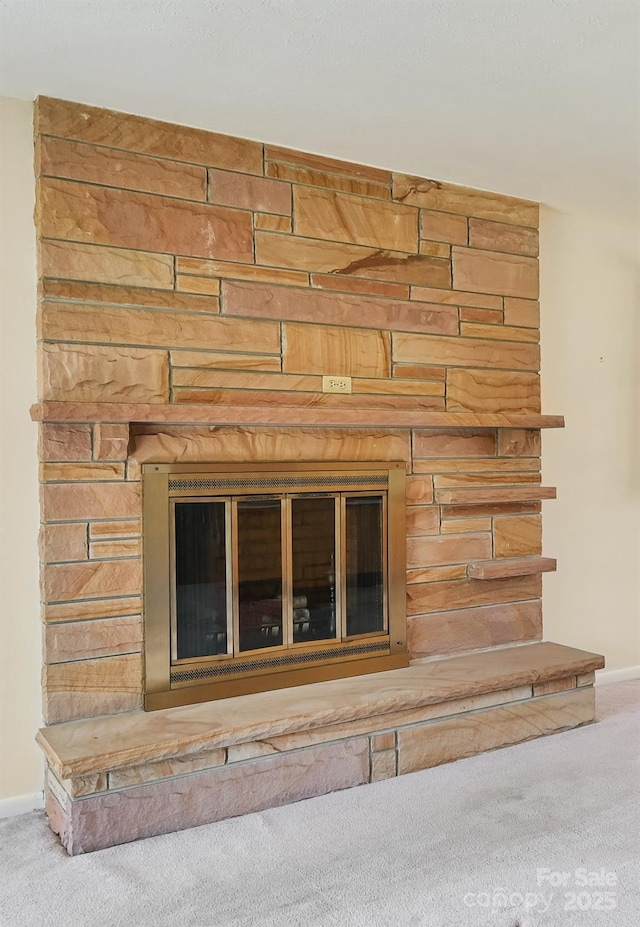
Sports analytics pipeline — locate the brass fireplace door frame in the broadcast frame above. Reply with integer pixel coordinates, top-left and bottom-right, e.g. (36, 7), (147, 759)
(142, 461), (408, 710)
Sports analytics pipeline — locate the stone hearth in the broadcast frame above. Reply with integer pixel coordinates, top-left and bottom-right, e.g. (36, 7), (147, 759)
(41, 642), (602, 854)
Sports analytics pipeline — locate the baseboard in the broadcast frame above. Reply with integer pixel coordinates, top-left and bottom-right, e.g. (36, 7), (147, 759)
(0, 791), (44, 819)
(596, 665), (640, 685)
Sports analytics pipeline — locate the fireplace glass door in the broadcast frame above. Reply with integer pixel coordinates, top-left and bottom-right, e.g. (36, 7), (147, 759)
(237, 497), (284, 652)
(144, 462), (407, 708)
(291, 496), (337, 644)
(174, 500), (228, 659)
(172, 492), (387, 660)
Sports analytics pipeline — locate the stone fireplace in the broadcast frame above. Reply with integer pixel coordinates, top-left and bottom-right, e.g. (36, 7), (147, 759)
(32, 96), (604, 854)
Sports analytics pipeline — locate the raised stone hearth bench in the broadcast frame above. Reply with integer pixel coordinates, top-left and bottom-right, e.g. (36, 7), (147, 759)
(39, 641), (603, 855)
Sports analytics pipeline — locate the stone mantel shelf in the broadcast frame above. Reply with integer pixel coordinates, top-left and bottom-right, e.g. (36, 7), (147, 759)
(30, 402), (565, 430)
(38, 642), (603, 781)
(467, 557), (558, 580)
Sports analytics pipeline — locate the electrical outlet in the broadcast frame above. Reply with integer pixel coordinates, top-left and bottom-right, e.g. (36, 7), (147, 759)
(322, 375), (352, 394)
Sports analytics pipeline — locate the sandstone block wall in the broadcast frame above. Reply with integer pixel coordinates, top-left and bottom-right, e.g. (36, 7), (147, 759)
(34, 97), (546, 724)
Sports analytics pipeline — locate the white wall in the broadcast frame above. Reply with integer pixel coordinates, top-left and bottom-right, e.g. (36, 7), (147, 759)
(0, 97), (43, 807)
(540, 208), (640, 673)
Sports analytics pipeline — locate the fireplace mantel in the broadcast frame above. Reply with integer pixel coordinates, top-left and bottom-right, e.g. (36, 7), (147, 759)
(30, 401), (565, 429)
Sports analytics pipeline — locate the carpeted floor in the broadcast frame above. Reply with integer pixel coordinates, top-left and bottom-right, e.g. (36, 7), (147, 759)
(1, 681), (639, 927)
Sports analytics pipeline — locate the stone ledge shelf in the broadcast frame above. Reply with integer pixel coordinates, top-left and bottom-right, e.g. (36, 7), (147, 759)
(435, 486), (557, 505)
(41, 642), (604, 854)
(468, 557), (558, 580)
(30, 401), (565, 430)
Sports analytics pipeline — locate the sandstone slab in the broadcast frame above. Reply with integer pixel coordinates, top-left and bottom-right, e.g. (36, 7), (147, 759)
(39, 423), (92, 461)
(436, 487), (554, 505)
(498, 429), (541, 457)
(446, 368), (541, 413)
(45, 616), (143, 663)
(38, 136), (207, 200)
(43, 278), (219, 313)
(283, 322), (390, 378)
(413, 428), (497, 458)
(503, 297), (540, 328)
(40, 300), (280, 354)
(452, 247), (539, 299)
(407, 574), (541, 616)
(441, 516), (493, 534)
(415, 457), (538, 475)
(393, 332), (539, 372)
(371, 732), (396, 752)
(405, 506), (439, 537)
(397, 688), (593, 774)
(39, 177), (254, 263)
(40, 462), (126, 482)
(43, 595), (142, 624)
(392, 174), (538, 227)
(178, 256), (307, 287)
(41, 482), (141, 521)
(170, 350), (281, 372)
(410, 285), (502, 310)
(43, 559), (142, 603)
(294, 186), (418, 252)
(468, 218), (539, 256)
(93, 424), (131, 460)
(371, 751), (397, 782)
(310, 272), (410, 298)
(460, 322), (538, 343)
(419, 209), (468, 245)
(255, 232), (451, 287)
(265, 144), (390, 183)
(459, 306), (503, 324)
(39, 523), (88, 564)
(407, 532), (492, 569)
(408, 600), (542, 657)
(222, 280), (458, 335)
(129, 425), (410, 466)
(56, 739), (369, 854)
(108, 748), (227, 789)
(494, 514), (542, 559)
(36, 96), (263, 174)
(39, 240), (173, 288)
(88, 521), (141, 539)
(392, 364), (445, 381)
(405, 476), (434, 505)
(44, 653), (143, 724)
(175, 275), (221, 296)
(254, 213), (293, 232)
(208, 168), (291, 214)
(89, 538), (141, 559)
(534, 677), (576, 697)
(40, 342), (169, 403)
(433, 470), (538, 488)
(266, 160), (390, 199)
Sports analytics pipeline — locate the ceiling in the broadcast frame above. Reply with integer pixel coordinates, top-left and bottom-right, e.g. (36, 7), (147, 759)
(1, 0), (638, 224)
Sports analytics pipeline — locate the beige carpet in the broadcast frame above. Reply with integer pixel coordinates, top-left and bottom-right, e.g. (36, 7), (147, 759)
(2, 680), (639, 927)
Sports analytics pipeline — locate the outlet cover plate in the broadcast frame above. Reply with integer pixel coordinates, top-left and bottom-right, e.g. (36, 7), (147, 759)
(322, 375), (352, 394)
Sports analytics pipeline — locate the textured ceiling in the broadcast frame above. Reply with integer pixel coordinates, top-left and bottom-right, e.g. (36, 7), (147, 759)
(1, 0), (638, 223)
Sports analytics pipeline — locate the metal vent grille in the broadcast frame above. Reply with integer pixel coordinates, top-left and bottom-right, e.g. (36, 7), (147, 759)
(171, 641), (389, 683)
(168, 474), (387, 492)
